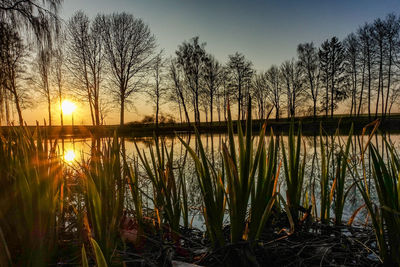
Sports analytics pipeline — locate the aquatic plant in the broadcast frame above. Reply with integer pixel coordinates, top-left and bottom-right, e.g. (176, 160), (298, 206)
(135, 137), (188, 235)
(281, 122), (307, 224)
(0, 128), (64, 266)
(81, 136), (125, 264)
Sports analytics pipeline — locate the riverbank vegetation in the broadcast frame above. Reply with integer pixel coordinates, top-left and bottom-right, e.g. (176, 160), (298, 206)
(0, 105), (399, 266)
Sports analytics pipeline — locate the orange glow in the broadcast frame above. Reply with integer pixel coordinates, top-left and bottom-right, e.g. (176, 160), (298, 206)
(63, 149), (76, 162)
(61, 100), (76, 115)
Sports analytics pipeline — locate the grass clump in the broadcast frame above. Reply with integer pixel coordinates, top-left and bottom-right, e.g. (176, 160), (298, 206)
(81, 136), (125, 264)
(0, 128), (64, 266)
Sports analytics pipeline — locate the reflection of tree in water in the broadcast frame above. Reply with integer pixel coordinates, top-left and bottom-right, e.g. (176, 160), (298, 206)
(57, 132), (400, 226)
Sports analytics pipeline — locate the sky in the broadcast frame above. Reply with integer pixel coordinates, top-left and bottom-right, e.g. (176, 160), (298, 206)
(23, 0), (400, 125)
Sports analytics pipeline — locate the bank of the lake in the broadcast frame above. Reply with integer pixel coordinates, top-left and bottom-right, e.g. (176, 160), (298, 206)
(1, 114), (399, 138)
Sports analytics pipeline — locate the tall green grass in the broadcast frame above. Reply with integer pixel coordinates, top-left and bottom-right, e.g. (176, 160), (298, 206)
(281, 123), (306, 224)
(126, 159), (144, 235)
(81, 136), (125, 264)
(135, 137), (188, 235)
(248, 130), (279, 241)
(332, 125), (353, 225)
(353, 132), (400, 265)
(222, 103), (267, 242)
(0, 128), (63, 266)
(181, 102), (279, 246)
(319, 127), (333, 224)
(0, 114), (399, 265)
(319, 125), (353, 225)
(179, 131), (226, 248)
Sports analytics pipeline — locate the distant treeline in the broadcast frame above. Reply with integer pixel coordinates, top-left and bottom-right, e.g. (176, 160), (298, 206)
(1, 1), (400, 126)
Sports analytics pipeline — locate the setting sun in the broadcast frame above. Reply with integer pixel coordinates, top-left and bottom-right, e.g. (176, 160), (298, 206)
(63, 149), (76, 162)
(61, 100), (76, 115)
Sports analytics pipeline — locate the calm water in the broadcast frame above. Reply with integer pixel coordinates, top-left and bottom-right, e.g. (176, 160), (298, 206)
(57, 132), (400, 228)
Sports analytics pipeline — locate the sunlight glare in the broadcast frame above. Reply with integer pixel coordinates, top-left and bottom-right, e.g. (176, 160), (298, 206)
(64, 149), (76, 162)
(61, 100), (76, 115)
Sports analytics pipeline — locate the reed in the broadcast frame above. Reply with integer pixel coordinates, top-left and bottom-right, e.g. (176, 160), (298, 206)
(319, 125), (354, 225)
(319, 126), (333, 224)
(0, 116), (398, 265)
(0, 127), (63, 266)
(181, 102), (279, 246)
(222, 102), (267, 243)
(347, 121), (399, 264)
(248, 130), (280, 241)
(126, 159), (144, 231)
(179, 131), (226, 248)
(135, 137), (188, 235)
(332, 125), (353, 225)
(281, 122), (307, 224)
(364, 139), (400, 264)
(81, 136), (125, 264)
(82, 238), (108, 267)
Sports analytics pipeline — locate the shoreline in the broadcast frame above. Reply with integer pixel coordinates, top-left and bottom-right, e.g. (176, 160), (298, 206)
(0, 114), (399, 138)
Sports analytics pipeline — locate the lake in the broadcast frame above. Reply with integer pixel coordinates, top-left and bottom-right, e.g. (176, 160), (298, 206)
(57, 131), (400, 228)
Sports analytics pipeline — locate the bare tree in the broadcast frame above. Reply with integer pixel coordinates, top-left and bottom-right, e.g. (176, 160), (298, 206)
(252, 72), (271, 119)
(146, 51), (167, 128)
(89, 15), (104, 126)
(67, 11), (105, 125)
(297, 42), (320, 117)
(0, 22), (27, 125)
(34, 47), (52, 125)
(202, 53), (222, 124)
(175, 36), (206, 125)
(371, 18), (386, 117)
(220, 67), (231, 121)
(168, 59), (191, 124)
(280, 59), (303, 118)
(265, 65), (282, 120)
(383, 14), (399, 116)
(226, 52), (253, 120)
(388, 86), (400, 116)
(319, 37), (345, 117)
(0, 0), (62, 46)
(343, 33), (360, 116)
(357, 23), (374, 117)
(100, 12), (156, 125)
(52, 31), (65, 126)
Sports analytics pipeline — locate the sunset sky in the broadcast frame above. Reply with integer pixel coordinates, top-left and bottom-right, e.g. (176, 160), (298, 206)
(24, 0), (400, 125)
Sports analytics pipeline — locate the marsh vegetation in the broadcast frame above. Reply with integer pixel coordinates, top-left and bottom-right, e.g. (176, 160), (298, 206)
(0, 105), (399, 266)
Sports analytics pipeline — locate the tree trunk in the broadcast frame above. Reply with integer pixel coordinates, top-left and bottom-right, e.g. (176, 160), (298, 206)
(5, 91), (10, 125)
(326, 80), (329, 117)
(88, 89), (95, 125)
(14, 93), (23, 126)
(210, 93), (213, 126)
(358, 59), (365, 116)
(367, 51), (371, 119)
(238, 77), (241, 121)
(94, 96), (100, 126)
(331, 62), (334, 118)
(0, 89), (3, 126)
(195, 90), (200, 124)
(178, 102), (182, 123)
(155, 96), (159, 129)
(47, 93), (52, 126)
(120, 96), (125, 125)
(375, 48), (382, 118)
(59, 94), (63, 127)
(276, 106), (279, 120)
(385, 46), (392, 117)
(313, 99), (317, 118)
(177, 88), (190, 125)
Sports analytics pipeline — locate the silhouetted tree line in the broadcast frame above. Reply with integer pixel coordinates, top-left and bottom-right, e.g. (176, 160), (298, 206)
(1, 1), (400, 126)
